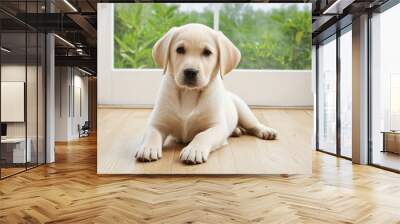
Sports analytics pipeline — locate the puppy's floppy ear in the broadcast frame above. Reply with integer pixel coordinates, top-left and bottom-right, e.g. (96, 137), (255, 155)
(216, 31), (241, 78)
(152, 27), (179, 74)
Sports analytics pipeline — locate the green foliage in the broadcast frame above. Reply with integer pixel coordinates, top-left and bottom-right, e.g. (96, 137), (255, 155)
(114, 3), (311, 70)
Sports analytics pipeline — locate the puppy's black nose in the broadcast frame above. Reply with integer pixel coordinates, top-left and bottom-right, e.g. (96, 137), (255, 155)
(183, 68), (199, 81)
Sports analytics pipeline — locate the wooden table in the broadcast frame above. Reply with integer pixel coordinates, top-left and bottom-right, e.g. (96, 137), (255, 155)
(1, 138), (31, 164)
(381, 131), (400, 154)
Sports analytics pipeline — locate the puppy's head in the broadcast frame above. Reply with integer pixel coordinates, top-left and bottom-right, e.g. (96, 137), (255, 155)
(152, 23), (241, 90)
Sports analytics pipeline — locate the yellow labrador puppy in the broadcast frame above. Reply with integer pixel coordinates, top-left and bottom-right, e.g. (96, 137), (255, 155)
(135, 23), (277, 164)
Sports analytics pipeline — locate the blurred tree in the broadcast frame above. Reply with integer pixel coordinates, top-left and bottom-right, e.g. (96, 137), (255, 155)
(114, 3), (311, 70)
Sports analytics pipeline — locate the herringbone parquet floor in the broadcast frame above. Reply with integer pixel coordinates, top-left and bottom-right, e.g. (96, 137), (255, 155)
(1, 135), (400, 223)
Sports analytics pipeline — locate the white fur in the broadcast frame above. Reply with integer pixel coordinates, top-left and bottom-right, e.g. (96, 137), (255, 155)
(135, 24), (277, 164)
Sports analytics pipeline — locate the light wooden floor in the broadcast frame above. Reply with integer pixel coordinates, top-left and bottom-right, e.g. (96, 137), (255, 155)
(98, 108), (312, 174)
(373, 151), (400, 171)
(1, 135), (400, 223)
(1, 163), (43, 178)
(0, 167), (25, 178)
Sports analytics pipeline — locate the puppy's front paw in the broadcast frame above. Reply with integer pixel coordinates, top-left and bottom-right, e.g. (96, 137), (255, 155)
(253, 124), (277, 140)
(134, 145), (162, 162)
(179, 145), (210, 165)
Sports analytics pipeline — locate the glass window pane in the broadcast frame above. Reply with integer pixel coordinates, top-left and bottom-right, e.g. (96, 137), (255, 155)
(340, 29), (352, 158)
(1, 30), (28, 177)
(26, 0), (40, 169)
(27, 31), (38, 169)
(219, 3), (311, 70)
(1, 0), (46, 179)
(318, 37), (337, 154)
(114, 3), (213, 69)
(371, 4), (400, 171)
(113, 3), (312, 70)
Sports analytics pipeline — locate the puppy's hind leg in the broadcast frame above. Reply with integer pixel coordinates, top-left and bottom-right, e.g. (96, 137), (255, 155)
(230, 126), (247, 137)
(230, 93), (277, 140)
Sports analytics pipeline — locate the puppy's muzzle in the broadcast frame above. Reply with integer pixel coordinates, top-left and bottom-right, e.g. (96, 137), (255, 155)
(183, 68), (199, 86)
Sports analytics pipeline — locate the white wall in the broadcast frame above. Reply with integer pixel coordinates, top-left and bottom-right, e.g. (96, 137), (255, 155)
(55, 67), (70, 141)
(98, 69), (312, 107)
(1, 82), (25, 122)
(55, 67), (89, 141)
(71, 73), (89, 138)
(1, 66), (26, 125)
(97, 3), (313, 108)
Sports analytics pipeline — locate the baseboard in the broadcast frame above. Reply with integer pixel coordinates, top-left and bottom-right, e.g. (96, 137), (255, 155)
(98, 104), (313, 110)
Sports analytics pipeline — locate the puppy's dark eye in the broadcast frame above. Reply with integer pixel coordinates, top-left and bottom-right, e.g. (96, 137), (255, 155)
(176, 47), (185, 54)
(202, 49), (212, 57)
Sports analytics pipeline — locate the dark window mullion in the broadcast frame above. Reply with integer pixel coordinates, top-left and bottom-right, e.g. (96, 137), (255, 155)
(24, 0), (28, 171)
(336, 28), (341, 157)
(367, 11), (373, 165)
(316, 45), (320, 150)
(36, 0), (39, 168)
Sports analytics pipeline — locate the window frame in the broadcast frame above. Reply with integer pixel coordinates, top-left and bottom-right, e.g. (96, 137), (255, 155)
(0, 2), (47, 180)
(339, 25), (353, 158)
(314, 0), (400, 173)
(112, 2), (311, 71)
(316, 34), (338, 156)
(99, 3), (313, 108)
(368, 1), (400, 173)
(315, 24), (353, 161)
